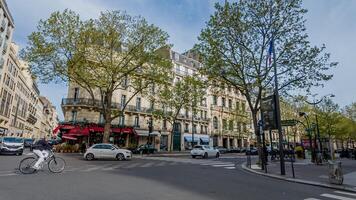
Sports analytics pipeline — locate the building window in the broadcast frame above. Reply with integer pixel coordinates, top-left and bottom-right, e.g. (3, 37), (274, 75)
(229, 120), (233, 130)
(71, 111), (77, 122)
(242, 102), (246, 112)
(163, 119), (167, 129)
(134, 116), (139, 127)
(185, 109), (189, 118)
(237, 122), (241, 132)
(222, 97), (226, 107)
(243, 123), (247, 132)
(120, 95), (126, 108)
(149, 100), (154, 110)
(193, 124), (197, 134)
(236, 101), (240, 111)
(200, 125), (204, 134)
(205, 126), (208, 134)
(119, 115), (125, 126)
(200, 110), (203, 119)
(98, 113), (104, 124)
(213, 117), (218, 129)
(222, 119), (227, 130)
(185, 123), (189, 132)
(73, 87), (79, 100)
(228, 99), (232, 109)
(122, 76), (129, 89)
(204, 111), (207, 119)
(212, 95), (217, 105)
(136, 97), (141, 111)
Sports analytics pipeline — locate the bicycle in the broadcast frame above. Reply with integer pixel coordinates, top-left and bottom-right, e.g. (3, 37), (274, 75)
(19, 150), (66, 174)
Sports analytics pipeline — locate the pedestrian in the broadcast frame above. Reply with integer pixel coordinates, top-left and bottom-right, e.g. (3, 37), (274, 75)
(81, 142), (86, 154)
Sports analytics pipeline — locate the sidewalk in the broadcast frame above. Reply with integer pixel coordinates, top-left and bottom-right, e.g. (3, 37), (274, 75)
(242, 158), (356, 192)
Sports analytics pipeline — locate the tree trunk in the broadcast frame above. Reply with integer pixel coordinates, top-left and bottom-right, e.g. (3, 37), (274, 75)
(103, 120), (111, 143)
(251, 111), (262, 164)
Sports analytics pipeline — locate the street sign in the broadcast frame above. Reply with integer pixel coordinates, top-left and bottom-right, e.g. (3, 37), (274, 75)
(261, 95), (277, 130)
(281, 119), (297, 127)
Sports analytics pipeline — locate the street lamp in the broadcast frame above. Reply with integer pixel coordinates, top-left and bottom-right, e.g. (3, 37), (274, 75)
(305, 94), (335, 162)
(299, 112), (315, 163)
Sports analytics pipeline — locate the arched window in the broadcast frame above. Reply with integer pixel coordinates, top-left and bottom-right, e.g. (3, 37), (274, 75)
(213, 117), (218, 129)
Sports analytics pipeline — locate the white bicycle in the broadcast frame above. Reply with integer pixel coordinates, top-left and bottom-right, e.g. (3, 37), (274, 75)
(19, 150), (66, 174)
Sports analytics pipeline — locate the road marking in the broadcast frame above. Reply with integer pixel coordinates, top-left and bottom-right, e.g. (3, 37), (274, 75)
(0, 173), (17, 177)
(212, 164), (235, 167)
(122, 163), (141, 168)
(81, 167), (102, 172)
(140, 162), (154, 167)
(156, 162), (167, 167)
(224, 167), (236, 169)
(334, 191), (356, 197)
(321, 193), (356, 200)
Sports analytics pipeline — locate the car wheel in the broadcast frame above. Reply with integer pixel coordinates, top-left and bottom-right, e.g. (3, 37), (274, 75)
(86, 153), (94, 161)
(192, 155), (196, 159)
(116, 153), (125, 161)
(216, 152), (220, 158)
(203, 152), (208, 159)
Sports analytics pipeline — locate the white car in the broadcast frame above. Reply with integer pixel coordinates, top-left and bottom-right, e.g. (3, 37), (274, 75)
(84, 143), (132, 161)
(191, 145), (220, 159)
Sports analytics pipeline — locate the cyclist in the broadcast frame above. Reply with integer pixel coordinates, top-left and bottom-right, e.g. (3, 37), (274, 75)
(32, 133), (62, 170)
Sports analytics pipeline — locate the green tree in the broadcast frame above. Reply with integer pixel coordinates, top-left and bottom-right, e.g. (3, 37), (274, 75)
(154, 76), (206, 151)
(23, 10), (172, 142)
(195, 1), (336, 154)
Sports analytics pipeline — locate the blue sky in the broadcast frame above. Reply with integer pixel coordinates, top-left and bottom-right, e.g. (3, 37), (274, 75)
(7, 0), (356, 120)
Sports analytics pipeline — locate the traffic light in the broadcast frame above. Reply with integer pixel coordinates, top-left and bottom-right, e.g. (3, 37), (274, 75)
(261, 95), (277, 130)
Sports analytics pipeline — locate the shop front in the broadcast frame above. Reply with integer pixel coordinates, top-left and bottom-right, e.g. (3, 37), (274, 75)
(183, 133), (211, 150)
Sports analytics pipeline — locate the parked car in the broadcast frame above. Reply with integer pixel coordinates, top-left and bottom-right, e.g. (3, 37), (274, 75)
(0, 137), (24, 155)
(132, 144), (157, 154)
(191, 145), (220, 159)
(214, 146), (228, 154)
(84, 143), (132, 161)
(240, 147), (247, 153)
(245, 147), (258, 155)
(23, 138), (34, 148)
(228, 147), (241, 153)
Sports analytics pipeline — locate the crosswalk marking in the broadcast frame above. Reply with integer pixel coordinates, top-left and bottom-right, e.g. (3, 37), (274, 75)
(140, 162), (154, 167)
(224, 167), (236, 169)
(212, 164), (235, 167)
(321, 193), (356, 200)
(334, 191), (356, 197)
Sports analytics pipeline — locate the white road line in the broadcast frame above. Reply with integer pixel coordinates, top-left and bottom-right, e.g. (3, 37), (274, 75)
(140, 162), (154, 167)
(212, 164), (235, 167)
(156, 162), (168, 167)
(122, 163), (141, 168)
(334, 191), (356, 197)
(321, 193), (356, 200)
(224, 167), (236, 169)
(81, 167), (102, 172)
(0, 173), (17, 177)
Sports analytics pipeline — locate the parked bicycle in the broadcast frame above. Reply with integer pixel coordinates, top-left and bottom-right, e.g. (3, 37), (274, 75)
(19, 150), (66, 174)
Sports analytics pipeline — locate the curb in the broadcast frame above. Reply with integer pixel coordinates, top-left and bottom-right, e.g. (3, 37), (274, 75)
(241, 162), (356, 193)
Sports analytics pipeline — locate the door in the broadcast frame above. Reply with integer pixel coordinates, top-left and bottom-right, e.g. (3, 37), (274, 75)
(173, 123), (181, 151)
(91, 144), (104, 158)
(101, 144), (115, 158)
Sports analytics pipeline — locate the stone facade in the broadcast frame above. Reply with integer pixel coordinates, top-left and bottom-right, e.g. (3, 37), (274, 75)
(62, 48), (254, 150)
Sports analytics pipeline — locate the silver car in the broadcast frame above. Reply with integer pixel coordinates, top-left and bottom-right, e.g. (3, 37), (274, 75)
(191, 145), (220, 159)
(84, 143), (132, 161)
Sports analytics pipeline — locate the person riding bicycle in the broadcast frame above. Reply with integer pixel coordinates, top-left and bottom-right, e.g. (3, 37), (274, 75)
(32, 133), (62, 170)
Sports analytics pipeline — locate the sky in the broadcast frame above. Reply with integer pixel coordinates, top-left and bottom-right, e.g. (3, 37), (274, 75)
(6, 0), (356, 120)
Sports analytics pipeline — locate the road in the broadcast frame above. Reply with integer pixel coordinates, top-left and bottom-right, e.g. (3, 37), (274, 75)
(0, 150), (355, 200)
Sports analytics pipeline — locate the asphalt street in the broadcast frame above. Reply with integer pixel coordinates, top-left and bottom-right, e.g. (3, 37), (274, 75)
(0, 149), (355, 200)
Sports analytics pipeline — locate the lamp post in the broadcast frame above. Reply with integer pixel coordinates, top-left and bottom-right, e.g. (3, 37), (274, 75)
(305, 94), (335, 162)
(299, 112), (315, 163)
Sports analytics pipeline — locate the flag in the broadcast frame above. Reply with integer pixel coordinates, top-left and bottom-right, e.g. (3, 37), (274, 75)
(267, 39), (273, 65)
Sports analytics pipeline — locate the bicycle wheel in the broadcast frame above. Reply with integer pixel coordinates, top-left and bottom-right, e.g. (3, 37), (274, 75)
(48, 157), (66, 173)
(19, 157), (37, 174)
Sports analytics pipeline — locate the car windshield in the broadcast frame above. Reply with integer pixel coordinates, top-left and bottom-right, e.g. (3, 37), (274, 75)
(113, 145), (119, 149)
(24, 139), (33, 142)
(3, 137), (23, 143)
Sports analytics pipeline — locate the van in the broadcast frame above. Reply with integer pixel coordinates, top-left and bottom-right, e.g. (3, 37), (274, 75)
(0, 137), (24, 155)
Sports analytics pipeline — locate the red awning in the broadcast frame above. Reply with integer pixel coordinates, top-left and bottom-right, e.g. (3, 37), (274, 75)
(68, 127), (89, 136)
(62, 135), (78, 140)
(89, 126), (104, 133)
